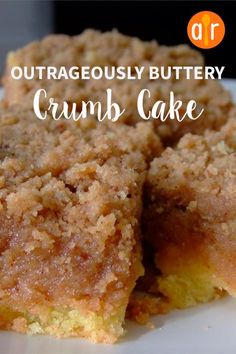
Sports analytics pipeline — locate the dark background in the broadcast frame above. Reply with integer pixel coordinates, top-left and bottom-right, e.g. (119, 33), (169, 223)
(0, 1), (235, 77)
(54, 1), (236, 78)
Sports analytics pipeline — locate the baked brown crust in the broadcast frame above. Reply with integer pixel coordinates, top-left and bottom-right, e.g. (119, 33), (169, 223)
(3, 30), (233, 144)
(0, 105), (161, 342)
(144, 117), (236, 309)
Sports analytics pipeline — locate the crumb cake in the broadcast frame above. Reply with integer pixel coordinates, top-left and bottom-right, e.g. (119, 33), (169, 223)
(143, 117), (236, 310)
(0, 105), (161, 343)
(3, 29), (233, 144)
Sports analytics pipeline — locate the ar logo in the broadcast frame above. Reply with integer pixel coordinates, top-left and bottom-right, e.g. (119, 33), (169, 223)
(187, 11), (225, 49)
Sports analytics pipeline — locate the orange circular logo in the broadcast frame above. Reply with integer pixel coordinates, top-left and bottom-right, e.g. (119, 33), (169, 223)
(187, 11), (225, 49)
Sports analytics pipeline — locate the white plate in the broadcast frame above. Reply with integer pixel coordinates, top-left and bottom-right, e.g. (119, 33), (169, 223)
(0, 79), (236, 354)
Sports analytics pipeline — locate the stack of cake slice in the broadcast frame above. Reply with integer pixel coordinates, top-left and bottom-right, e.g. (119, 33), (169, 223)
(0, 30), (235, 343)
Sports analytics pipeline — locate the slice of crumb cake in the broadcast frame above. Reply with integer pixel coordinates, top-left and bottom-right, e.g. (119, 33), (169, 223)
(3, 29), (233, 145)
(0, 106), (161, 343)
(143, 117), (236, 310)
